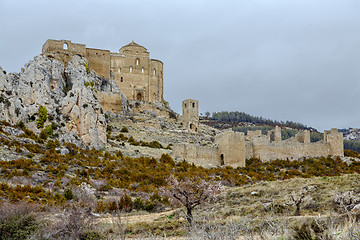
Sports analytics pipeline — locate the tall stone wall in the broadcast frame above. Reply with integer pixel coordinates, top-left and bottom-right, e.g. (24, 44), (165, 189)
(172, 143), (219, 167)
(324, 128), (344, 157)
(86, 48), (111, 78)
(215, 131), (246, 167)
(172, 126), (344, 168)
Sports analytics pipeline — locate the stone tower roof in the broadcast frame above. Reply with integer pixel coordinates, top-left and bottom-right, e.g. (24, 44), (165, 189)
(120, 41), (147, 51)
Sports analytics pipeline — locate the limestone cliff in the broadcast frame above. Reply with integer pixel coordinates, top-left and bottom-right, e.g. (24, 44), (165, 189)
(0, 55), (125, 149)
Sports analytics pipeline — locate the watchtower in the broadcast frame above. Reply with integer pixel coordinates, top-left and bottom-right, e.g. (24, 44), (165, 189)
(182, 99), (199, 133)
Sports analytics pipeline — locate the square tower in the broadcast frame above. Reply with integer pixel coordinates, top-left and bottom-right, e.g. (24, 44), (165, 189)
(182, 99), (199, 133)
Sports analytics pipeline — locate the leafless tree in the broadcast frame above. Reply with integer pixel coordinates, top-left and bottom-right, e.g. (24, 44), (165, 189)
(289, 185), (314, 216)
(161, 174), (224, 225)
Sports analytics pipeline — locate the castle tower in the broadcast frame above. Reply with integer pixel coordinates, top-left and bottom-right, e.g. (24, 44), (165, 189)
(111, 41), (163, 102)
(182, 99), (199, 133)
(215, 130), (246, 167)
(268, 126), (282, 141)
(324, 128), (344, 157)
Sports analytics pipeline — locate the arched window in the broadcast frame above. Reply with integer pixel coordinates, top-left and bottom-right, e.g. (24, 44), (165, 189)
(63, 43), (68, 50)
(141, 68), (144, 74)
(137, 93), (142, 100)
(130, 67), (132, 73)
(192, 103), (195, 108)
(153, 69), (156, 76)
(118, 68), (121, 73)
(136, 59), (140, 65)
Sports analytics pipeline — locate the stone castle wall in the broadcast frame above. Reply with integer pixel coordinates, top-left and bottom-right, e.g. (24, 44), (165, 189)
(174, 100), (344, 168)
(173, 128), (344, 168)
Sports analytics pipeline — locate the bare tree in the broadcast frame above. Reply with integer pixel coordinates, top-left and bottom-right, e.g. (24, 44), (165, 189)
(162, 175), (224, 225)
(289, 185), (315, 216)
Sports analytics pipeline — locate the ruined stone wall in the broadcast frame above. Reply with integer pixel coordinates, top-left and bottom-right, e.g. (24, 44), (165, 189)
(42, 39), (86, 67)
(172, 143), (219, 167)
(250, 137), (331, 162)
(85, 48), (110, 78)
(215, 131), (246, 167)
(172, 127), (344, 168)
(324, 128), (344, 157)
(96, 92), (122, 113)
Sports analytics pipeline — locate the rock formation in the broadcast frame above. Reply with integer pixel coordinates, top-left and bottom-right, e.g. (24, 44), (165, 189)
(0, 55), (124, 149)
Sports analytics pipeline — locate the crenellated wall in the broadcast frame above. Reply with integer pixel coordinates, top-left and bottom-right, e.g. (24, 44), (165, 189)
(173, 125), (344, 168)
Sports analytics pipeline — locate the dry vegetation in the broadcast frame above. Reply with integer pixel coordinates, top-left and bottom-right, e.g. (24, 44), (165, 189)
(1, 120), (360, 239)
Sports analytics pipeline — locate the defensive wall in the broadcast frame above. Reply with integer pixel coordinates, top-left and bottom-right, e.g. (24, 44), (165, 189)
(173, 100), (344, 168)
(42, 39), (163, 113)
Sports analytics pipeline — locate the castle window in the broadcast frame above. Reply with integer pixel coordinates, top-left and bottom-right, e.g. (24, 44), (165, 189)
(185, 104), (187, 108)
(121, 77), (123, 82)
(118, 68), (121, 73)
(192, 103), (195, 108)
(142, 68), (144, 73)
(137, 93), (142, 100)
(130, 67), (132, 73)
(136, 59), (140, 65)
(220, 154), (224, 165)
(63, 43), (68, 50)
(153, 69), (156, 76)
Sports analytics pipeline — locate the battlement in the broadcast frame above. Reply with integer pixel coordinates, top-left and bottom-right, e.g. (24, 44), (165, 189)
(173, 113), (344, 168)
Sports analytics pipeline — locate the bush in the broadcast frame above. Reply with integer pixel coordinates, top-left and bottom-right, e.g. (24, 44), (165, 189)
(120, 126), (129, 133)
(0, 202), (39, 240)
(79, 231), (104, 240)
(64, 188), (74, 200)
(37, 105), (47, 129)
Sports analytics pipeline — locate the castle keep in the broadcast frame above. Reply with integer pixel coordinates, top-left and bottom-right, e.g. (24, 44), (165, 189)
(173, 99), (344, 168)
(42, 39), (163, 104)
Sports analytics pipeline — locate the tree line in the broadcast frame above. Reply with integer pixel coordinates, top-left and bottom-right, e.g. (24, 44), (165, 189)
(211, 111), (312, 130)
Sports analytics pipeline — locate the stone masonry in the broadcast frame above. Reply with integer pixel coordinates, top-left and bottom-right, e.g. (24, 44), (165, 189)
(42, 39), (163, 112)
(173, 100), (344, 168)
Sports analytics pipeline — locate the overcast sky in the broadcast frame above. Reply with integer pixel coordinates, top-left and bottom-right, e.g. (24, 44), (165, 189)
(1, 0), (359, 131)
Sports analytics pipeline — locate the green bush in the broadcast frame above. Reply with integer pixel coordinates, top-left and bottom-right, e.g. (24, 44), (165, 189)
(39, 125), (53, 140)
(37, 105), (47, 129)
(79, 231), (104, 240)
(83, 61), (90, 74)
(120, 126), (129, 133)
(64, 188), (74, 200)
(0, 212), (38, 240)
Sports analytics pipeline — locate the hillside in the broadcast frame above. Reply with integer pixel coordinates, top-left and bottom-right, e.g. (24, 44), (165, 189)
(1, 54), (360, 239)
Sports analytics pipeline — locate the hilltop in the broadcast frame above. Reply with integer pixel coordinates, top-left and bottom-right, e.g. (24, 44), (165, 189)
(0, 52), (359, 239)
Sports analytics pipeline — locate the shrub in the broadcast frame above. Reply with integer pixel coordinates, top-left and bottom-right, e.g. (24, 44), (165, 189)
(79, 231), (104, 240)
(119, 194), (133, 212)
(120, 126), (129, 133)
(0, 202), (39, 240)
(83, 61), (90, 74)
(37, 105), (47, 129)
(64, 188), (74, 200)
(16, 121), (25, 130)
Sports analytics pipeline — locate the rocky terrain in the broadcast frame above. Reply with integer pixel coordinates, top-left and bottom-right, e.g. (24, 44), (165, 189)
(1, 55), (360, 239)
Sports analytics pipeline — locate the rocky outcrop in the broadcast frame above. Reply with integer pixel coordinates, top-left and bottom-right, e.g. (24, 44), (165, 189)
(0, 55), (125, 149)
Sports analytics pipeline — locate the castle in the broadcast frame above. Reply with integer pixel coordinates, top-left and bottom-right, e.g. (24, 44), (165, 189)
(174, 99), (344, 168)
(41, 40), (344, 168)
(42, 39), (163, 109)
